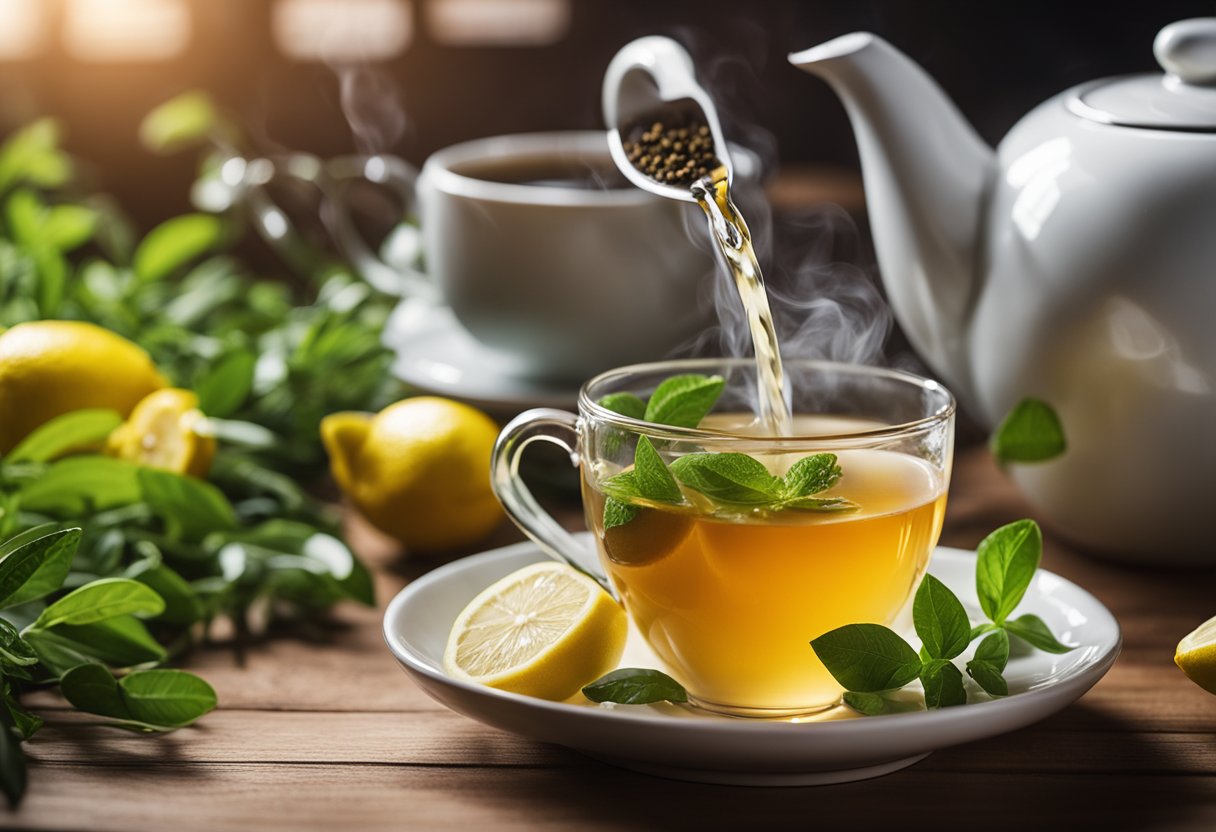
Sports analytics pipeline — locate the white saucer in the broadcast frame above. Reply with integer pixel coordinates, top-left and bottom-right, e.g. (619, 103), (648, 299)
(382, 299), (580, 411)
(382, 535), (1121, 786)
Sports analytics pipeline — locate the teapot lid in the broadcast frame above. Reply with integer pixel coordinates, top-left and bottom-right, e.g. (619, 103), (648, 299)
(1068, 18), (1216, 132)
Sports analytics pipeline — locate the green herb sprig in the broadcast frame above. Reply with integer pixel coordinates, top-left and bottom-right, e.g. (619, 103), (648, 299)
(597, 374), (856, 528)
(812, 519), (1075, 714)
(0, 103), (392, 806)
(0, 526), (217, 805)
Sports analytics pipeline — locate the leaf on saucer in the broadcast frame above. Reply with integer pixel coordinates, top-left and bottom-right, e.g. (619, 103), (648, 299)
(811, 623), (922, 693)
(582, 668), (688, 705)
(921, 660), (966, 709)
(913, 574), (970, 661)
(1005, 613), (1074, 654)
(976, 519), (1041, 625)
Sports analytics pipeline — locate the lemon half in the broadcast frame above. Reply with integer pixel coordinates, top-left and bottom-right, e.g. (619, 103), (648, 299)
(108, 388), (215, 478)
(1175, 615), (1216, 694)
(443, 562), (627, 701)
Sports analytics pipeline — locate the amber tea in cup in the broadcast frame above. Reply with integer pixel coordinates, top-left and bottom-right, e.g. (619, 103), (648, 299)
(493, 359), (955, 717)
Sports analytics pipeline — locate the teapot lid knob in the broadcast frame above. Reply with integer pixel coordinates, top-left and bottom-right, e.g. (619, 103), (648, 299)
(1155, 18), (1216, 85)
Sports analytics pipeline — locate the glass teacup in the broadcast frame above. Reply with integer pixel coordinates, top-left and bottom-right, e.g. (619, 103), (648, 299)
(492, 359), (955, 717)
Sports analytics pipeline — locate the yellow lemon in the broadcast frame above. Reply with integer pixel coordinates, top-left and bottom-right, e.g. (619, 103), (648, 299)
(108, 388), (216, 478)
(0, 321), (166, 453)
(320, 397), (502, 551)
(1175, 615), (1216, 695)
(444, 562), (627, 701)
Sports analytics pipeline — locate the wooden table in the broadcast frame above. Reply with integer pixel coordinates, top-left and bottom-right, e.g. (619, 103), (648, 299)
(11, 448), (1216, 830)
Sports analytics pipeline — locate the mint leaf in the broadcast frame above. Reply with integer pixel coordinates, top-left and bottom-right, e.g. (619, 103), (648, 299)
(1005, 613), (1074, 654)
(842, 691), (921, 716)
(912, 574), (971, 660)
(811, 623), (922, 693)
(976, 519), (1042, 624)
(603, 497), (639, 530)
(633, 437), (681, 503)
(5, 409), (122, 463)
(921, 659), (966, 708)
(643, 374), (724, 428)
(991, 398), (1066, 464)
(582, 668), (688, 704)
(598, 393), (646, 420)
(781, 454), (842, 498)
(966, 630), (1011, 696)
(974, 627), (1011, 670)
(600, 471), (640, 502)
(966, 660), (1008, 697)
(670, 453), (780, 505)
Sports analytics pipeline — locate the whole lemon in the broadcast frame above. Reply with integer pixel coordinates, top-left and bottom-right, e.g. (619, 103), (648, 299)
(0, 321), (167, 453)
(321, 397), (503, 551)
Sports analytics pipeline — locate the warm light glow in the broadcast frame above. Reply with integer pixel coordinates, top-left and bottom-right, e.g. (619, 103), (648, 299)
(273, 0), (413, 62)
(428, 0), (570, 46)
(0, 0), (47, 60)
(64, 0), (191, 62)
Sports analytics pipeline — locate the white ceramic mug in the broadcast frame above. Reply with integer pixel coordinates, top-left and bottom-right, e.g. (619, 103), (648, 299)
(329, 132), (738, 381)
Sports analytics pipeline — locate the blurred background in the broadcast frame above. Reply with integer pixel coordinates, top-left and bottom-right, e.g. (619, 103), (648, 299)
(2, 0), (1212, 235)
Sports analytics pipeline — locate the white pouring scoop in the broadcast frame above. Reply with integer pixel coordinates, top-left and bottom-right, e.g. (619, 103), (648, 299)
(602, 36), (735, 203)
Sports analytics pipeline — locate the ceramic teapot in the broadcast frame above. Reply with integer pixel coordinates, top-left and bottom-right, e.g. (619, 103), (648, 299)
(790, 19), (1216, 563)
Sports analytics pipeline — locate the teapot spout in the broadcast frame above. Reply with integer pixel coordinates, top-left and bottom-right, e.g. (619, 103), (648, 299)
(790, 33), (994, 399)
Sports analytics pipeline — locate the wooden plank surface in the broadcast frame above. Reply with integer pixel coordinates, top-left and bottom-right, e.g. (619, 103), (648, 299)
(8, 447), (1216, 830)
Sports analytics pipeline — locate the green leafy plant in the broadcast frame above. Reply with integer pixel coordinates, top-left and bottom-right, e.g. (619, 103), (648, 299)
(0, 104), (399, 806)
(0, 526), (217, 806)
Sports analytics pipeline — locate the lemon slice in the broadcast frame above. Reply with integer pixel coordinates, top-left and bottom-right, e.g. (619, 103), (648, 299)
(1176, 615), (1216, 694)
(443, 562), (627, 701)
(109, 388), (216, 478)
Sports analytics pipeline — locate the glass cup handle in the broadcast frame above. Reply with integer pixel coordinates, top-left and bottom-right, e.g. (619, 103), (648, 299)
(491, 409), (613, 595)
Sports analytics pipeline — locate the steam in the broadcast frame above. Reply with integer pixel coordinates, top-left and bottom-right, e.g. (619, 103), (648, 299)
(667, 27), (893, 373)
(336, 65), (409, 155)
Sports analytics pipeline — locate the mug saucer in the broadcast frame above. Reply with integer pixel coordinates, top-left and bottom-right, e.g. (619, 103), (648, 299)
(382, 534), (1121, 786)
(382, 299), (580, 411)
